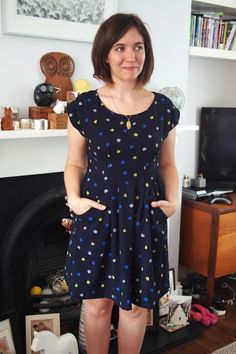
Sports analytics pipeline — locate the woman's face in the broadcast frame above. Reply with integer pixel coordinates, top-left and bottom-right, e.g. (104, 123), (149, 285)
(106, 27), (146, 85)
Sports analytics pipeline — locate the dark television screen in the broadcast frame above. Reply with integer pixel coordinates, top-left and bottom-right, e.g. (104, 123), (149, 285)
(198, 107), (236, 183)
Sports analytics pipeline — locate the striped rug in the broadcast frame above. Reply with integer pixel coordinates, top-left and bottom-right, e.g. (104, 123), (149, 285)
(212, 341), (236, 354)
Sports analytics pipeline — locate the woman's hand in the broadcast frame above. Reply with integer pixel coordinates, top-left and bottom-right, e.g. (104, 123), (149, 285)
(67, 196), (106, 215)
(151, 200), (177, 218)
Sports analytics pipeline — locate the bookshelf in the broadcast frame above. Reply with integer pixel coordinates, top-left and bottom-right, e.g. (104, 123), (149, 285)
(190, 0), (236, 60)
(192, 0), (236, 13)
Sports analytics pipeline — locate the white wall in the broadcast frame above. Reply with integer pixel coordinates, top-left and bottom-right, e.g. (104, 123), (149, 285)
(0, 0), (192, 278)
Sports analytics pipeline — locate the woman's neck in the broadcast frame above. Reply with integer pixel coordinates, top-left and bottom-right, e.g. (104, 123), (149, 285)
(97, 84), (154, 117)
(103, 83), (145, 100)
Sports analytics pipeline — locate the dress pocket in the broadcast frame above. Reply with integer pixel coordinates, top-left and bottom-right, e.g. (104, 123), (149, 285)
(73, 207), (106, 224)
(153, 207), (168, 223)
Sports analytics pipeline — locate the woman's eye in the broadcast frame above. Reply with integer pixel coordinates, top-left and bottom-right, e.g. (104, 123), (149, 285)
(115, 46), (124, 52)
(135, 45), (144, 51)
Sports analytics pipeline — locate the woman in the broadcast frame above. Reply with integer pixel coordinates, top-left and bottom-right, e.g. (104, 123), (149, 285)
(64, 13), (179, 354)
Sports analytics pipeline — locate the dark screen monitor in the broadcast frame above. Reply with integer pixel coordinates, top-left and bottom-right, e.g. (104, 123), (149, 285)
(198, 107), (236, 186)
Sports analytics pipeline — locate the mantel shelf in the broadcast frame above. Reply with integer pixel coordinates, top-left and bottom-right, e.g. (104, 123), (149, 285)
(0, 129), (67, 140)
(0, 126), (199, 140)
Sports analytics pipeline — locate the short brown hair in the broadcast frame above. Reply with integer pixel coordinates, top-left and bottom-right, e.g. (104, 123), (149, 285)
(91, 13), (154, 87)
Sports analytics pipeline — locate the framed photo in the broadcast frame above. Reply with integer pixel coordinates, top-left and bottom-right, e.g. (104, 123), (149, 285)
(160, 295), (192, 333)
(169, 268), (176, 293)
(2, 0), (117, 42)
(25, 313), (60, 354)
(146, 309), (159, 332)
(0, 309), (22, 354)
(159, 292), (170, 317)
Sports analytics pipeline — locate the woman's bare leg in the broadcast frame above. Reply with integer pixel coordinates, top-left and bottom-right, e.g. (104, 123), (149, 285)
(118, 304), (147, 354)
(83, 298), (114, 354)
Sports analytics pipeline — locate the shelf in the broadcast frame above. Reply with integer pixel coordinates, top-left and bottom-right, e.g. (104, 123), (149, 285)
(189, 46), (236, 60)
(0, 126), (197, 141)
(192, 0), (236, 14)
(191, 0), (236, 60)
(0, 129), (67, 140)
(177, 124), (199, 132)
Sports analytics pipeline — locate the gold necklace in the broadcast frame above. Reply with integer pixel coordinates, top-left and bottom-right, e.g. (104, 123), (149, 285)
(108, 88), (136, 130)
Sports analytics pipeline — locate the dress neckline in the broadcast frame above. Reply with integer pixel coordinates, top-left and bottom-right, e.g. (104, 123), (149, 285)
(95, 89), (157, 117)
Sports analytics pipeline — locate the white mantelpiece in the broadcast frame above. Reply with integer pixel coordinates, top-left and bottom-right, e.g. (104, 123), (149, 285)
(0, 130), (67, 178)
(0, 129), (67, 140)
(0, 126), (198, 178)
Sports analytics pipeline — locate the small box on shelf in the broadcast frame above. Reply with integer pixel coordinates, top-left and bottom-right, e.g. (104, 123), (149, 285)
(29, 106), (53, 119)
(48, 113), (68, 129)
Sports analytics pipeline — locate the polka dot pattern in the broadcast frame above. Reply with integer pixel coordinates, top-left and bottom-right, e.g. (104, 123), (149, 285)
(64, 90), (179, 310)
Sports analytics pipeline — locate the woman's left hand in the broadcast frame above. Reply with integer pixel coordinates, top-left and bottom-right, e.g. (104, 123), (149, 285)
(151, 200), (177, 218)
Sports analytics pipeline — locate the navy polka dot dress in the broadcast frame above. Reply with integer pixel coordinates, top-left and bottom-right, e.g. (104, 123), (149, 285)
(64, 90), (179, 310)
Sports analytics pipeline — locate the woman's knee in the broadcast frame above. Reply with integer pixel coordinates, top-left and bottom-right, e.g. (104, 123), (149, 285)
(84, 298), (114, 317)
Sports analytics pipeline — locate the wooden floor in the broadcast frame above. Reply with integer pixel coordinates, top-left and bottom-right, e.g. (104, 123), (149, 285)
(163, 290), (236, 353)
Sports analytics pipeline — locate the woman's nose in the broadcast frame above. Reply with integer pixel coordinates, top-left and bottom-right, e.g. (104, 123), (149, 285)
(125, 48), (136, 60)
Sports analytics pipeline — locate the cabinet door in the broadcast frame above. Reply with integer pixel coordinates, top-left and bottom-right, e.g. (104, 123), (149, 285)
(180, 204), (212, 276)
(216, 212), (236, 277)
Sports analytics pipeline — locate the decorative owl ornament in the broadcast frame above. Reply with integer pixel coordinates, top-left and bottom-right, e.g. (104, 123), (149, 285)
(40, 52), (75, 101)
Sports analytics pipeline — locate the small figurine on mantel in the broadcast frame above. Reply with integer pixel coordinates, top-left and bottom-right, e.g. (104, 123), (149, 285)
(53, 100), (67, 114)
(1, 107), (14, 130)
(31, 330), (79, 354)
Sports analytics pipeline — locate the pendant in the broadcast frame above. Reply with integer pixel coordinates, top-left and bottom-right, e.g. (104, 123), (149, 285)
(126, 120), (132, 130)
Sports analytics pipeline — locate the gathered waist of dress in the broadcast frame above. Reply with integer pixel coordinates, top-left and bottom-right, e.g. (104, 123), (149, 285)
(84, 160), (160, 183)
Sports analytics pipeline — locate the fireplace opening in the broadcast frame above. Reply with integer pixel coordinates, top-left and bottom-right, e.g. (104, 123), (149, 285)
(0, 174), (80, 350)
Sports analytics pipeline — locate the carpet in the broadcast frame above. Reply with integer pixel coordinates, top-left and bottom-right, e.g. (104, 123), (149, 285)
(211, 341), (236, 353)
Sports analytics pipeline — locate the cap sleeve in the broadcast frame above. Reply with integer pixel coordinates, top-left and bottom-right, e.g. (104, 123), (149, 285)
(162, 95), (180, 139)
(67, 95), (86, 137)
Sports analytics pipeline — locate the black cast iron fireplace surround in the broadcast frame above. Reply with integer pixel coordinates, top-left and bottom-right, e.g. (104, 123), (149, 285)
(0, 172), (81, 353)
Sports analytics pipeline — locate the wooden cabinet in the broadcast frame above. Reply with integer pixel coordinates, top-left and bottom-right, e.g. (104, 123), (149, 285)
(179, 193), (236, 306)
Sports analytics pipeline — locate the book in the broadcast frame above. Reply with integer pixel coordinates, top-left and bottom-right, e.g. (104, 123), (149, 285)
(218, 21), (228, 49)
(230, 34), (236, 50)
(225, 24), (236, 50)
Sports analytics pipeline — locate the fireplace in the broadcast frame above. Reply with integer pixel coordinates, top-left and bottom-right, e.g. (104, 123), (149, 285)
(0, 172), (80, 351)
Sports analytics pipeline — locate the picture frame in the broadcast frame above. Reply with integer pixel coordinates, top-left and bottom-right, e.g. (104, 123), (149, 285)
(160, 295), (192, 333)
(169, 267), (176, 293)
(2, 0), (117, 42)
(25, 313), (60, 354)
(146, 309), (159, 332)
(0, 309), (22, 354)
(146, 268), (176, 331)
